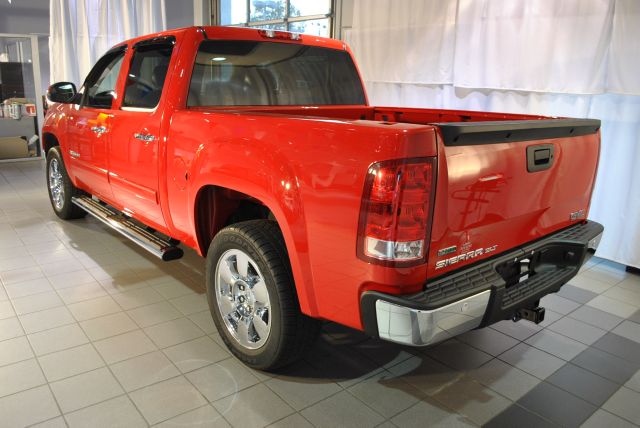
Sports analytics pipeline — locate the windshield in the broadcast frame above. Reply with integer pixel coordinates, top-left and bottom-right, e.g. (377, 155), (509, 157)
(188, 40), (366, 107)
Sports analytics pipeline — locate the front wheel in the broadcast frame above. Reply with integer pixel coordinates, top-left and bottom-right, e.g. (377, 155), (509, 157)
(206, 220), (319, 371)
(46, 146), (86, 220)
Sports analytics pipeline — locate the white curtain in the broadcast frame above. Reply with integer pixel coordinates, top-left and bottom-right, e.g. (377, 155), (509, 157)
(49, 0), (167, 86)
(345, 0), (640, 268)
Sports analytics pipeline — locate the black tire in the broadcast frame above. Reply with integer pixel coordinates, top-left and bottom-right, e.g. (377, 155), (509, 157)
(206, 220), (320, 371)
(46, 146), (87, 220)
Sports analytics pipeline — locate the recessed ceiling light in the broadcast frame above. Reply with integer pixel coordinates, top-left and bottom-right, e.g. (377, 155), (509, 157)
(212, 57), (226, 61)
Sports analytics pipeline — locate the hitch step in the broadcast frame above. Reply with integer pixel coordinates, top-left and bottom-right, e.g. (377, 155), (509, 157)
(513, 307), (546, 324)
(72, 196), (183, 261)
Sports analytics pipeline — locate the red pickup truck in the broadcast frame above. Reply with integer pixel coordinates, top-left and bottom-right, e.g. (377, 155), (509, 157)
(43, 26), (604, 370)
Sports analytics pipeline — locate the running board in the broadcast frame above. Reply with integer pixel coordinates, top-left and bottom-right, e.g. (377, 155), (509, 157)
(71, 196), (183, 261)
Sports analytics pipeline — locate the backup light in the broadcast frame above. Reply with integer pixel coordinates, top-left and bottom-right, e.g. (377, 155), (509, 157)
(357, 158), (436, 266)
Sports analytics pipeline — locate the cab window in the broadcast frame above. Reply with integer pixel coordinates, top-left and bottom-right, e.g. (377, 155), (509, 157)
(83, 50), (125, 109)
(123, 42), (174, 109)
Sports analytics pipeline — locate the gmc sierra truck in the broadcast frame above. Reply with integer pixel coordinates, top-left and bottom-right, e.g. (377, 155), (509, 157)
(42, 26), (603, 370)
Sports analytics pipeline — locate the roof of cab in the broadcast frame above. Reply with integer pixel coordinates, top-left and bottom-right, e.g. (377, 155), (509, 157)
(113, 25), (346, 52)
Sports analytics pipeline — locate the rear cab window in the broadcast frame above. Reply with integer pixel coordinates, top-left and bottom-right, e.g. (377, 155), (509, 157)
(123, 38), (174, 109)
(188, 40), (366, 107)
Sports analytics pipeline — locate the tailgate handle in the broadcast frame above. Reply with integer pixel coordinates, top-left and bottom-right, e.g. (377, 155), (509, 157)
(527, 144), (554, 172)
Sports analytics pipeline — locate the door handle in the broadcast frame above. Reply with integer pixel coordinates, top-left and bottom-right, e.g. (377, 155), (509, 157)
(526, 144), (555, 172)
(133, 133), (157, 142)
(91, 126), (107, 135)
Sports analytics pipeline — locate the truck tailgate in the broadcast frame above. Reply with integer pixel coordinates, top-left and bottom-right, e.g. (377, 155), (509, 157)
(427, 118), (601, 279)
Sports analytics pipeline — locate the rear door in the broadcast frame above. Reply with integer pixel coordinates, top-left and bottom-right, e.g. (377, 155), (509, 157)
(107, 37), (175, 229)
(427, 120), (600, 278)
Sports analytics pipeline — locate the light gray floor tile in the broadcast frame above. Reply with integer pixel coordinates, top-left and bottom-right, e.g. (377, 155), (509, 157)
(65, 395), (147, 428)
(568, 275), (614, 294)
(67, 295), (122, 321)
(625, 370), (640, 393)
(28, 323), (89, 356)
(0, 266), (44, 286)
(612, 321), (640, 344)
(0, 301), (15, 320)
(458, 327), (519, 357)
(144, 317), (204, 348)
(37, 343), (104, 382)
(468, 358), (540, 401)
(498, 342), (565, 379)
(387, 355), (461, 396)
(93, 329), (157, 364)
(581, 409), (637, 428)
(50, 367), (124, 413)
(56, 282), (107, 305)
(587, 295), (637, 319)
(0, 358), (46, 397)
(186, 357), (260, 402)
(79, 311), (138, 341)
(170, 293), (208, 315)
(0, 336), (33, 367)
(31, 416), (67, 428)
(0, 316), (24, 341)
(424, 339), (493, 370)
(3, 277), (53, 299)
(265, 361), (343, 411)
(604, 286), (640, 307)
(155, 404), (231, 428)
(0, 385), (60, 427)
(112, 287), (164, 310)
(568, 305), (624, 330)
(19, 306), (75, 334)
(215, 383), (296, 427)
(539, 293), (581, 315)
(347, 369), (425, 418)
(12, 291), (63, 315)
(128, 301), (182, 328)
(432, 375), (512, 425)
(163, 336), (228, 373)
(525, 329), (587, 360)
(152, 280), (197, 300)
(188, 310), (217, 334)
(546, 316), (607, 345)
(603, 387), (640, 425)
(300, 390), (384, 428)
(391, 399), (475, 427)
(130, 375), (207, 425)
(583, 265), (629, 285)
(111, 350), (180, 392)
(490, 319), (541, 341)
(267, 413), (314, 428)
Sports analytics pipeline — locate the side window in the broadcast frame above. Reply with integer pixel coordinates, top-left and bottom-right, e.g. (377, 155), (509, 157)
(123, 43), (173, 109)
(83, 51), (125, 109)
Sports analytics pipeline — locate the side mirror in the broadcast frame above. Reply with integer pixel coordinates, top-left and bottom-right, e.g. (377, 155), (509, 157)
(46, 82), (77, 104)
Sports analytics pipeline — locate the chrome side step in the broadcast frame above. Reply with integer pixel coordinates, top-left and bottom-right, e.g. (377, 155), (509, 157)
(71, 196), (183, 261)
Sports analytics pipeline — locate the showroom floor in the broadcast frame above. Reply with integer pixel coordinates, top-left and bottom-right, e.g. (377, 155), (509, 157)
(0, 160), (639, 428)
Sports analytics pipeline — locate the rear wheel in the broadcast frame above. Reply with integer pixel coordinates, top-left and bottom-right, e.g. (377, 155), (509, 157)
(46, 146), (86, 220)
(206, 220), (319, 371)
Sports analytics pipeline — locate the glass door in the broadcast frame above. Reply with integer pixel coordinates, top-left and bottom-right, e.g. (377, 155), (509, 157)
(0, 34), (44, 160)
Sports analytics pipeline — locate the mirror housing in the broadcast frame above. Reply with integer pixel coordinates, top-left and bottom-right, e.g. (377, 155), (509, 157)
(46, 82), (77, 104)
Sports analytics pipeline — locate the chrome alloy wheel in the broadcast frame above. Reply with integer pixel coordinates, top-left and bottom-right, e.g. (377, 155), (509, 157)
(215, 249), (271, 349)
(48, 158), (65, 210)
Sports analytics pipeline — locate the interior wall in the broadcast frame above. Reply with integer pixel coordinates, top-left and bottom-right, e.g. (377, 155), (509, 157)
(0, 0), (50, 94)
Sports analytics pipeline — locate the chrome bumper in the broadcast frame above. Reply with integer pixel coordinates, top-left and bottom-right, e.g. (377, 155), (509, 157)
(375, 290), (491, 346)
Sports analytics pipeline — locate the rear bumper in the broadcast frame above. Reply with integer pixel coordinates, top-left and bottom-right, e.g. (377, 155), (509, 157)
(361, 221), (604, 346)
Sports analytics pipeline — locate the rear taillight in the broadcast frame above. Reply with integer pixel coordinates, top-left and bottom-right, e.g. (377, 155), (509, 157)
(357, 158), (436, 266)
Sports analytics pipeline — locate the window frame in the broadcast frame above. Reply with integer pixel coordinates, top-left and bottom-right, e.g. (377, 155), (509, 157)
(215, 0), (335, 37)
(121, 37), (176, 111)
(80, 45), (127, 110)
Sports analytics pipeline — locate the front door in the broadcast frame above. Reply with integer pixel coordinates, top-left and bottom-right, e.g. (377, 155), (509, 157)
(66, 47), (126, 201)
(107, 38), (174, 229)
